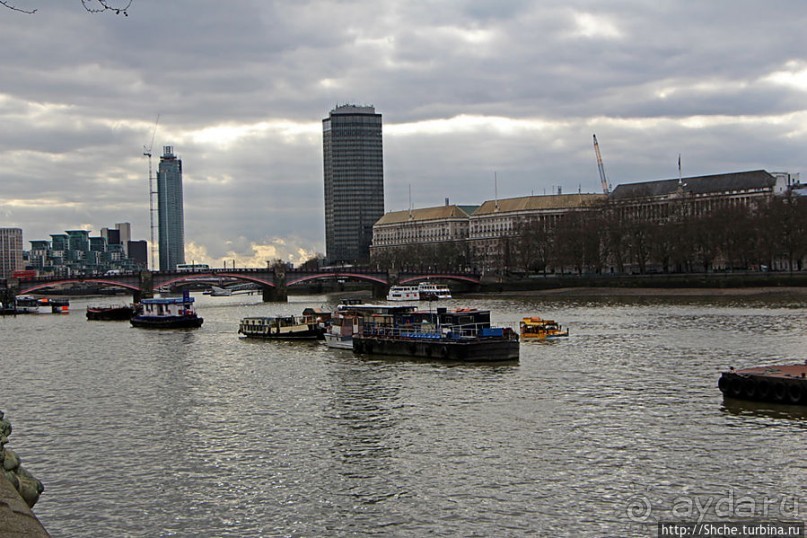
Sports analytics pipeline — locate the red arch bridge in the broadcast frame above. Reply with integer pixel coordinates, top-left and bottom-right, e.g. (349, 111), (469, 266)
(14, 268), (482, 302)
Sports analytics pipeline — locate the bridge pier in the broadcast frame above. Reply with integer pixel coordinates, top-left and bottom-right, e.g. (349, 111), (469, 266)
(262, 286), (287, 302)
(137, 271), (154, 302)
(0, 280), (17, 312)
(372, 283), (387, 300)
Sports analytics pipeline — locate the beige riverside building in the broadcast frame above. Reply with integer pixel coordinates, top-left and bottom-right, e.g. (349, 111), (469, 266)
(370, 204), (476, 270)
(468, 193), (607, 273)
(0, 228), (24, 279)
(369, 169), (802, 275)
(370, 194), (607, 273)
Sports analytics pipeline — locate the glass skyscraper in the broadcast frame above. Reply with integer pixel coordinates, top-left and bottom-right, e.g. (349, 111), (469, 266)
(322, 105), (384, 265)
(157, 146), (186, 271)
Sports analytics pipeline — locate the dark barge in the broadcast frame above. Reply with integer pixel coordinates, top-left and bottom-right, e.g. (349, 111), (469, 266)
(352, 306), (519, 362)
(87, 304), (140, 321)
(718, 362), (807, 405)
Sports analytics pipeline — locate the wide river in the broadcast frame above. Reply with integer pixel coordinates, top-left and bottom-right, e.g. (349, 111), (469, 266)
(2, 291), (806, 537)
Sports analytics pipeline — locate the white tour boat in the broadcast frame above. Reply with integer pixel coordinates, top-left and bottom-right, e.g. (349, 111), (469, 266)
(386, 282), (452, 301)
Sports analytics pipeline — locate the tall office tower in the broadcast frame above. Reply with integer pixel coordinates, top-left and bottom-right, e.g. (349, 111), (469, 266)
(157, 146), (186, 271)
(127, 240), (148, 268)
(101, 227), (121, 246)
(322, 104), (384, 265)
(116, 223), (131, 256)
(0, 228), (24, 279)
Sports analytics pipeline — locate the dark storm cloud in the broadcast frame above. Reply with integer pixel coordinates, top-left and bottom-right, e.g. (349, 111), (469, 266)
(1, 0), (806, 265)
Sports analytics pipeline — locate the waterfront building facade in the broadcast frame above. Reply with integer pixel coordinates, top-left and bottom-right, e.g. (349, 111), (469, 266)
(608, 170), (790, 223)
(323, 105), (384, 265)
(370, 203), (477, 270)
(368, 169), (803, 275)
(604, 170), (800, 273)
(27, 225), (146, 277)
(468, 193), (607, 273)
(157, 146), (186, 271)
(0, 228), (24, 279)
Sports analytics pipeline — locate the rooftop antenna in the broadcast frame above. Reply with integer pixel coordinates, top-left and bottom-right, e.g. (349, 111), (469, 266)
(678, 153), (683, 185)
(408, 184), (413, 220)
(143, 114), (160, 270)
(494, 171), (499, 212)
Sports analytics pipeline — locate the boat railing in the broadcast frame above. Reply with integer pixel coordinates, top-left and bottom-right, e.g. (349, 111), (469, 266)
(359, 321), (504, 340)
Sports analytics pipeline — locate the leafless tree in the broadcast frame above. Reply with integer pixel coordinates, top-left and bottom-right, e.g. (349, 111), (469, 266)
(1, 0), (131, 15)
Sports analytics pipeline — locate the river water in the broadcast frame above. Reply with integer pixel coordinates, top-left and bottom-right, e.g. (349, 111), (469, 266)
(2, 292), (806, 537)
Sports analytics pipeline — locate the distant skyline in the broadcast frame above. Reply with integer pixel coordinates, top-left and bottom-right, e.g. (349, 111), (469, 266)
(1, 1), (806, 268)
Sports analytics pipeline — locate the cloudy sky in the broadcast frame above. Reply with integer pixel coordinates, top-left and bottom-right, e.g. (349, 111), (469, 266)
(1, 1), (806, 268)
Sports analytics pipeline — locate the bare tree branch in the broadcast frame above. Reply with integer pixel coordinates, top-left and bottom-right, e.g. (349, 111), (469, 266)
(82, 0), (132, 16)
(1, 0), (132, 15)
(0, 1), (36, 13)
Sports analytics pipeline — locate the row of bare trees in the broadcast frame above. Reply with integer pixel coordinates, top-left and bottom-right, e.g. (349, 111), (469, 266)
(370, 194), (807, 276)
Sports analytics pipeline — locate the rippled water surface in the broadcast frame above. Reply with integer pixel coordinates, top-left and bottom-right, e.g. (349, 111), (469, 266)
(2, 293), (807, 537)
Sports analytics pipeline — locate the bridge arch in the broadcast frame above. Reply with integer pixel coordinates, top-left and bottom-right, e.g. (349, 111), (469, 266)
(156, 272), (276, 289)
(286, 272), (389, 287)
(20, 278), (140, 294)
(397, 274), (481, 285)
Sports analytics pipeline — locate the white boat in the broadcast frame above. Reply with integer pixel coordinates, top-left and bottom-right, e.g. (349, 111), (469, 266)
(324, 315), (359, 349)
(417, 282), (452, 300)
(386, 282), (452, 301)
(131, 292), (204, 329)
(14, 296), (40, 314)
(386, 285), (420, 301)
(207, 286), (233, 296)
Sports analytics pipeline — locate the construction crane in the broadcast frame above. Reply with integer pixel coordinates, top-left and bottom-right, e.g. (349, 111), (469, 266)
(143, 114), (160, 270)
(592, 134), (610, 195)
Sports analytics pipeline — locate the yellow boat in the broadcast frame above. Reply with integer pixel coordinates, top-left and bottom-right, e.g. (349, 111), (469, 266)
(519, 316), (569, 339)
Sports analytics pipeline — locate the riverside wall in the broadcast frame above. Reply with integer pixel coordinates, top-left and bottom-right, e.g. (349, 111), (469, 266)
(0, 411), (49, 537)
(477, 271), (807, 293)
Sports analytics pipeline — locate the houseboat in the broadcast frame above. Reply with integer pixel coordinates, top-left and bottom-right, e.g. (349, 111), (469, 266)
(130, 292), (203, 329)
(353, 306), (519, 362)
(238, 313), (325, 340)
(324, 303), (417, 350)
(519, 316), (569, 339)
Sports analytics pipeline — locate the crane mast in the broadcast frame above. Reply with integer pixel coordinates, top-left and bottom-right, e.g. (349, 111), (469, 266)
(592, 134), (610, 195)
(143, 114), (160, 270)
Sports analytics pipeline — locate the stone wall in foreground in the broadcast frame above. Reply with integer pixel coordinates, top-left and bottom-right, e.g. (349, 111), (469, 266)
(0, 410), (44, 508)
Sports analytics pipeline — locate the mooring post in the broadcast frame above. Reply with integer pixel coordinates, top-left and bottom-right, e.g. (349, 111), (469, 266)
(372, 283), (387, 300)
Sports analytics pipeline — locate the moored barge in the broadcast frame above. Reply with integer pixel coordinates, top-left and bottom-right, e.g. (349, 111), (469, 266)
(87, 304), (140, 321)
(353, 306), (519, 362)
(718, 362), (807, 405)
